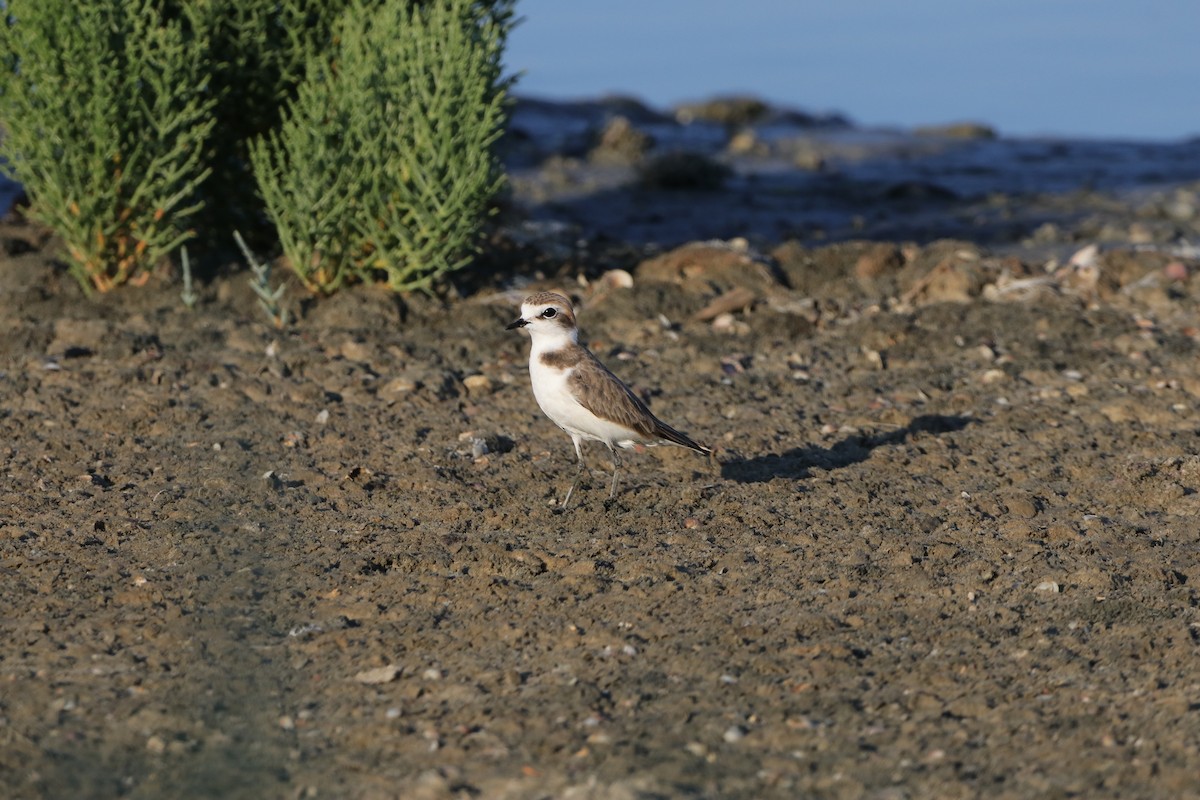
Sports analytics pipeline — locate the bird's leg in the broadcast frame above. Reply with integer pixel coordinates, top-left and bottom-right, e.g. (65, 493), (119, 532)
(561, 436), (585, 510)
(608, 445), (621, 499)
(561, 461), (584, 509)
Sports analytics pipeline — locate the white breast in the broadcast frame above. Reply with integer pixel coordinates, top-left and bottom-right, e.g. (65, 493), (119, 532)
(528, 353), (646, 448)
(529, 356), (580, 428)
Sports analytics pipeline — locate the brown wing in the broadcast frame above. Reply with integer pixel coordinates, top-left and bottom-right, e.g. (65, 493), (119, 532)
(569, 351), (710, 453)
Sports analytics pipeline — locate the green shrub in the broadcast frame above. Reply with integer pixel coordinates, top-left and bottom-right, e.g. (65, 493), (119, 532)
(250, 0), (514, 294)
(180, 0), (362, 239)
(0, 0), (513, 297)
(0, 1), (215, 293)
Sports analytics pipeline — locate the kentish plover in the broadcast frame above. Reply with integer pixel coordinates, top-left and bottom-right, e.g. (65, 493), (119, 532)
(507, 291), (710, 508)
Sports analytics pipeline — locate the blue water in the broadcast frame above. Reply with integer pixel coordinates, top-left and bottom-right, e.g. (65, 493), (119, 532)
(506, 0), (1200, 142)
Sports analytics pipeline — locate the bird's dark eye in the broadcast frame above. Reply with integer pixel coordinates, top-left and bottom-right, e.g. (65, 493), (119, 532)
(541, 307), (557, 318)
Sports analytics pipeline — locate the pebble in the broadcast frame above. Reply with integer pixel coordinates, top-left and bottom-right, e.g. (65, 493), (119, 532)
(353, 664), (401, 685)
(1164, 261), (1190, 282)
(711, 312), (736, 332)
(380, 376), (417, 395)
(463, 374), (493, 397)
(339, 340), (372, 363)
(1005, 495), (1038, 519)
(861, 348), (885, 370)
(597, 269), (634, 290)
(282, 431), (306, 448)
(723, 725), (746, 743)
(973, 344), (997, 362)
(1034, 580), (1060, 593)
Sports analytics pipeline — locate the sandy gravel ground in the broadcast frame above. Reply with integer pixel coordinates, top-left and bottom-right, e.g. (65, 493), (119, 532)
(3, 108), (1200, 798)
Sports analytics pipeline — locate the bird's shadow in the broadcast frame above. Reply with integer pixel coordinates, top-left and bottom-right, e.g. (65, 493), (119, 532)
(720, 414), (973, 483)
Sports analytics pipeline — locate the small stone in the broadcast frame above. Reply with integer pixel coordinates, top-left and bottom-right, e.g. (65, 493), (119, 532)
(1005, 496), (1038, 518)
(973, 344), (996, 362)
(723, 725), (746, 743)
(381, 377), (417, 395)
(597, 269), (634, 290)
(339, 340), (372, 363)
(462, 374), (493, 397)
(1034, 580), (1060, 593)
(1164, 261), (1190, 282)
(146, 735), (166, 754)
(711, 312), (736, 332)
(1046, 522), (1078, 542)
(1100, 403), (1134, 424)
(353, 664), (401, 685)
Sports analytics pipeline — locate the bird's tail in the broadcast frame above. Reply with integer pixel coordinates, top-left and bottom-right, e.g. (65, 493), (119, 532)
(653, 421), (712, 455)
